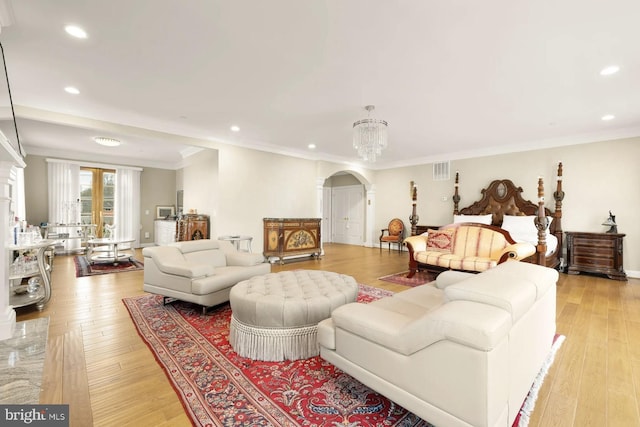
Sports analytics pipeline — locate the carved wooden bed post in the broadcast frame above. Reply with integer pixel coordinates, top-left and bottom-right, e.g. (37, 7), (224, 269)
(534, 177), (548, 265)
(409, 183), (419, 236)
(452, 171), (460, 215)
(553, 162), (565, 258)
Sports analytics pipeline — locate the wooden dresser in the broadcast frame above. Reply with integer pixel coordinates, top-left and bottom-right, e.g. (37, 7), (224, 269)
(565, 231), (626, 281)
(177, 214), (210, 241)
(263, 218), (321, 264)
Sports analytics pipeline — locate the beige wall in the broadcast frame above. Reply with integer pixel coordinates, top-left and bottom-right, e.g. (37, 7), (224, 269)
(139, 167), (177, 245)
(372, 138), (640, 275)
(180, 148), (218, 237)
(23, 155), (48, 226)
(215, 145), (318, 253)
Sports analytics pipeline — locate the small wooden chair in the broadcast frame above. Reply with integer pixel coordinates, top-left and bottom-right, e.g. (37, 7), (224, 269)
(380, 218), (405, 252)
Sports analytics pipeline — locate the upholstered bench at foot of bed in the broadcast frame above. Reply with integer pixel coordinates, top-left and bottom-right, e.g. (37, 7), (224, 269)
(229, 270), (359, 361)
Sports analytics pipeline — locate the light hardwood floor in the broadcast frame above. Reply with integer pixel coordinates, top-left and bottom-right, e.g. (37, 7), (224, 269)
(14, 243), (640, 426)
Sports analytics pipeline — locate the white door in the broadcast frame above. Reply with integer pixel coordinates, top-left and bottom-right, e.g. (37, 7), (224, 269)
(322, 186), (332, 243)
(331, 185), (365, 245)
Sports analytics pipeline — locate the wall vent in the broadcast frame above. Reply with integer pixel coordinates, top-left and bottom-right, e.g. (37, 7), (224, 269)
(433, 161), (450, 181)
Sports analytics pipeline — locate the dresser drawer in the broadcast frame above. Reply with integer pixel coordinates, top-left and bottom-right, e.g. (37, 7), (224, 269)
(572, 255), (615, 269)
(572, 237), (616, 249)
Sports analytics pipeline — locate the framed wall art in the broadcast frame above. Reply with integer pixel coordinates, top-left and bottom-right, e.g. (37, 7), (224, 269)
(156, 205), (175, 219)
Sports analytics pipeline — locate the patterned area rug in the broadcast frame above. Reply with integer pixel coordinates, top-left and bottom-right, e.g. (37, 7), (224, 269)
(124, 286), (564, 427)
(378, 270), (436, 287)
(74, 255), (143, 277)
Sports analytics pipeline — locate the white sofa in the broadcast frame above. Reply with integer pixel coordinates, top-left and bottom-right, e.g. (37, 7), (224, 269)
(142, 239), (271, 312)
(318, 261), (558, 427)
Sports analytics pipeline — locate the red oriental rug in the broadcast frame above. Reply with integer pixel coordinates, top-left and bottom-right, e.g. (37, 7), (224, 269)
(74, 255), (143, 277)
(378, 270), (436, 287)
(123, 285), (564, 427)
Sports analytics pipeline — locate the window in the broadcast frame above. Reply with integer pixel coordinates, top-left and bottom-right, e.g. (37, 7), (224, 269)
(80, 168), (115, 237)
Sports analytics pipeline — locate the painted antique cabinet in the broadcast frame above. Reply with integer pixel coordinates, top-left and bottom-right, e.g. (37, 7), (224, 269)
(263, 218), (321, 264)
(177, 214), (209, 241)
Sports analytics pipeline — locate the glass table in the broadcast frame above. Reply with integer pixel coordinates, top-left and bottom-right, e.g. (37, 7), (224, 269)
(86, 238), (135, 265)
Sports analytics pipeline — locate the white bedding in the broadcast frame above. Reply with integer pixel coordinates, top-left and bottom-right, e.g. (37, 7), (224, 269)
(500, 215), (558, 256)
(513, 233), (558, 256)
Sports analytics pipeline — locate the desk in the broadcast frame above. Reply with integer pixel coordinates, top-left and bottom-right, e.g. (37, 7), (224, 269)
(86, 238), (135, 265)
(219, 235), (253, 252)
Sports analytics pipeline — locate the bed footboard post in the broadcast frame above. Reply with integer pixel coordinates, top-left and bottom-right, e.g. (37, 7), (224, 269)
(553, 162), (564, 257)
(452, 171), (460, 215)
(534, 177), (548, 265)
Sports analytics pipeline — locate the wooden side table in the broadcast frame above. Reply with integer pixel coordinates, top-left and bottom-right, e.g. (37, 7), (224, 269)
(565, 231), (627, 281)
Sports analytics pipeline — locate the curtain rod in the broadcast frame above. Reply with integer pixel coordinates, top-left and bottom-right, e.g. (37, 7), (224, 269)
(45, 158), (143, 171)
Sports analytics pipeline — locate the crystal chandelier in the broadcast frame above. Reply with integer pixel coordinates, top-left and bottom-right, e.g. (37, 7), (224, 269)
(352, 105), (388, 162)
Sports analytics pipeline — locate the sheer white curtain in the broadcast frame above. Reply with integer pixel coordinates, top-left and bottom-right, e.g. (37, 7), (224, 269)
(47, 160), (80, 224)
(114, 167), (141, 247)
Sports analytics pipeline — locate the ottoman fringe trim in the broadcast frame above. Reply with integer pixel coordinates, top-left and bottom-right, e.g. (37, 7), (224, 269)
(229, 315), (319, 361)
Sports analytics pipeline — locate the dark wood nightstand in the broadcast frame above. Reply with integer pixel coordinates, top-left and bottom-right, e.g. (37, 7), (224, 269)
(565, 231), (627, 281)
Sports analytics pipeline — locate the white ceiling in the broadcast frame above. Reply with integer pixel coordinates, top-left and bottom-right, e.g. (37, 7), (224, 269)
(1, 0), (639, 170)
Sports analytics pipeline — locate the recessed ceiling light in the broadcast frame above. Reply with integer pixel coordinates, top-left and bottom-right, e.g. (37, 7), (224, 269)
(64, 86), (80, 95)
(601, 114), (615, 121)
(230, 125), (240, 132)
(308, 143), (316, 149)
(93, 137), (121, 147)
(65, 25), (88, 39)
(600, 65), (620, 76)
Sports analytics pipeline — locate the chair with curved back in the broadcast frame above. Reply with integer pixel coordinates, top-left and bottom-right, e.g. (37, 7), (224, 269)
(379, 218), (405, 252)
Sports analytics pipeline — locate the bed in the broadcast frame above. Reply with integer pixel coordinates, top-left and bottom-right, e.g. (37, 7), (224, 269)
(450, 162), (564, 269)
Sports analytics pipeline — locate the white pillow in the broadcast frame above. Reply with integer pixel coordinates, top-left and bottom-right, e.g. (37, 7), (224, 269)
(502, 215), (537, 242)
(453, 214), (493, 225)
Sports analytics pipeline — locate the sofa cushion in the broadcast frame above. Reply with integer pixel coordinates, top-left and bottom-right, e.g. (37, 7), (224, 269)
(192, 264), (271, 295)
(414, 251), (497, 272)
(452, 226), (508, 259)
(143, 246), (214, 277)
(435, 270), (475, 289)
(331, 289), (510, 354)
(428, 300), (512, 350)
(183, 248), (228, 268)
(426, 229), (454, 252)
(442, 262), (557, 323)
(171, 239), (221, 252)
(331, 299), (442, 356)
(393, 284), (445, 309)
(225, 251), (266, 266)
(481, 260), (558, 301)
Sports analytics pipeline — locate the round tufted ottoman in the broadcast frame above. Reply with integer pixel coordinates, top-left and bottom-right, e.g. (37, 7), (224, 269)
(229, 270), (359, 361)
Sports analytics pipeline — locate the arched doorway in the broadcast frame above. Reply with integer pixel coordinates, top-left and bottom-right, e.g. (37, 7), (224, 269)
(319, 170), (374, 247)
